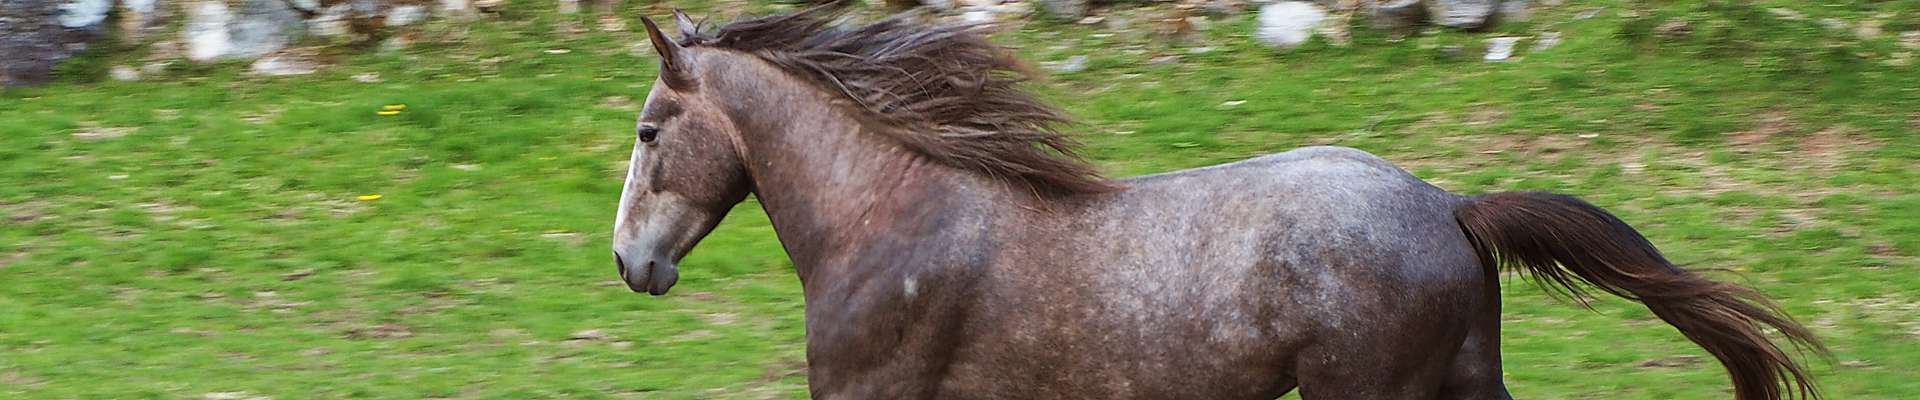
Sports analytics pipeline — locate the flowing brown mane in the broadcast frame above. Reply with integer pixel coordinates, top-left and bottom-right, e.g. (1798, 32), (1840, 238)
(678, 6), (1118, 194)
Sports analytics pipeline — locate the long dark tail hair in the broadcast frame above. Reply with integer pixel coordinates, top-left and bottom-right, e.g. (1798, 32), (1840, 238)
(1454, 191), (1828, 400)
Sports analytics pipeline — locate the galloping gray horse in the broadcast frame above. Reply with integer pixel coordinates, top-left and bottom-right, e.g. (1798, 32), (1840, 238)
(609, 6), (1824, 399)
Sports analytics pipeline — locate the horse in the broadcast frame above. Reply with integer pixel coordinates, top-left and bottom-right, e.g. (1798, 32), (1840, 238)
(608, 6), (1826, 399)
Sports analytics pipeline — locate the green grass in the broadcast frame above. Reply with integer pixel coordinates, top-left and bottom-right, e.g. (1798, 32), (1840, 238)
(3, 1), (1917, 398)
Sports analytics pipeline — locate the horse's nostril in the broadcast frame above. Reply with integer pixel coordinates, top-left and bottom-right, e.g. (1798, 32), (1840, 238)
(615, 253), (628, 278)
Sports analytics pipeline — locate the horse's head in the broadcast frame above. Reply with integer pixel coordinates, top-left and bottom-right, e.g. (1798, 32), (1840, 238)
(612, 13), (751, 295)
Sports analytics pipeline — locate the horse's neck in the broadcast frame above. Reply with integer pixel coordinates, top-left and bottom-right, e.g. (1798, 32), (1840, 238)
(721, 80), (1000, 281)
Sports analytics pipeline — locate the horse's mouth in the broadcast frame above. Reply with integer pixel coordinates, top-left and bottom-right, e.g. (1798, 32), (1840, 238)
(617, 254), (673, 296)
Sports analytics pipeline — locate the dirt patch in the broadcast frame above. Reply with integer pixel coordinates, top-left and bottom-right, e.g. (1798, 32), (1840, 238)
(1465, 105), (1508, 126)
(344, 323), (414, 339)
(1791, 125), (1881, 172)
(1728, 108), (1797, 150)
(1636, 355), (1704, 368)
(1, 369), (46, 386)
(5, 200), (53, 224)
(71, 124), (138, 141)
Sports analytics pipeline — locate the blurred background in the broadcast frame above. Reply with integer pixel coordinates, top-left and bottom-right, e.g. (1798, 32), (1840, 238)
(2, 0), (1916, 398)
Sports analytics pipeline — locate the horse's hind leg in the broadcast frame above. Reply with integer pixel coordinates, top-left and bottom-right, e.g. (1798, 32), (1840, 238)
(1291, 321), (1461, 400)
(1437, 294), (1514, 400)
(1291, 345), (1450, 400)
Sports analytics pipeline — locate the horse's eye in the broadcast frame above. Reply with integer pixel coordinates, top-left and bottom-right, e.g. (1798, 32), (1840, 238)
(638, 125), (661, 143)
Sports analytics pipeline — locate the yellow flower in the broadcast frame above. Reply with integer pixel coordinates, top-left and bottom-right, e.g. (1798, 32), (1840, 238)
(376, 110), (401, 116)
(356, 194), (383, 201)
(382, 104), (407, 111)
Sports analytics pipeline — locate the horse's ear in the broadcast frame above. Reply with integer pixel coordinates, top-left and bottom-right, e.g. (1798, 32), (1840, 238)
(639, 16), (690, 88)
(672, 9), (699, 39)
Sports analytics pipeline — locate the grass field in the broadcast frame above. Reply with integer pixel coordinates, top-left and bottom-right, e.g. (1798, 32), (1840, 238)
(3, 0), (1916, 398)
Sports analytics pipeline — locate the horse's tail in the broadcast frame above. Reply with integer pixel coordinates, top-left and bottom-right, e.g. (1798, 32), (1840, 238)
(1453, 191), (1827, 400)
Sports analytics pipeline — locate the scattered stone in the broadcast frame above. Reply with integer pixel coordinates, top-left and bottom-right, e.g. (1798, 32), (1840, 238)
(352, 72), (381, 83)
(569, 329), (610, 341)
(961, 10), (995, 24)
(1574, 7), (1603, 20)
(1496, 0), (1529, 23)
(1654, 19), (1692, 39)
(379, 36), (411, 52)
(249, 53), (318, 76)
(1255, 2), (1329, 49)
(1147, 55), (1181, 65)
(1200, 0), (1248, 16)
(452, 164), (482, 171)
(1484, 37), (1520, 62)
(1765, 8), (1804, 21)
(119, 0), (171, 40)
(557, 0), (579, 14)
(110, 65), (141, 82)
(1531, 31), (1562, 52)
(60, 0), (114, 29)
(1900, 31), (1920, 50)
(185, 0), (303, 62)
(1187, 46), (1215, 54)
(1036, 0), (1088, 19)
(300, 347), (333, 356)
(441, 0), (472, 15)
(1426, 0), (1497, 30)
(1819, 18), (1849, 33)
(142, 61), (171, 75)
(1077, 16), (1104, 25)
(387, 5), (428, 26)
(1370, 0), (1428, 34)
(475, 0), (504, 14)
(203, 392), (271, 400)
(309, 5), (352, 37)
(1854, 19), (1883, 39)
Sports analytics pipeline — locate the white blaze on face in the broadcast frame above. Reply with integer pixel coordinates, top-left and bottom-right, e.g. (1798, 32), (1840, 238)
(613, 142), (694, 260)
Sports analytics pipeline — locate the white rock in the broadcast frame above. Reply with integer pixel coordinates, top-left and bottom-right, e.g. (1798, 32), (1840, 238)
(311, 5), (353, 37)
(441, 0), (471, 13)
(388, 5), (428, 26)
(110, 65), (141, 81)
(185, 1), (235, 61)
(961, 10), (996, 24)
(58, 0), (114, 28)
(1900, 31), (1920, 49)
(1497, 0), (1529, 23)
(1255, 2), (1329, 49)
(1428, 0), (1496, 29)
(1485, 37), (1520, 62)
(1532, 31), (1562, 52)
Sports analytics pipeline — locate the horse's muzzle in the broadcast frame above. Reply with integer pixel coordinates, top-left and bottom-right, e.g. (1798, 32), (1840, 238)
(614, 252), (677, 296)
